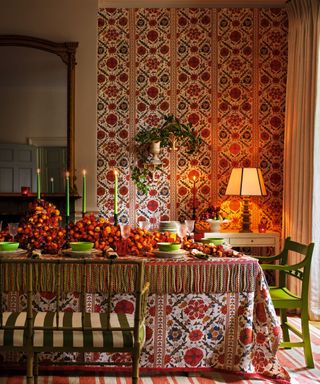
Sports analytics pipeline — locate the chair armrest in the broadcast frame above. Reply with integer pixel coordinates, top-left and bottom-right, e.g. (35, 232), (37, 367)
(252, 253), (283, 263)
(261, 263), (303, 271)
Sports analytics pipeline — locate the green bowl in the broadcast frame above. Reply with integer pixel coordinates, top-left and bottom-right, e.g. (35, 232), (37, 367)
(200, 238), (224, 245)
(0, 242), (19, 251)
(157, 242), (181, 252)
(70, 242), (94, 252)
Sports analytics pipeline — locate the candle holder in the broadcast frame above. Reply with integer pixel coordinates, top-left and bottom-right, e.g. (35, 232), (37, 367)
(21, 186), (30, 196)
(65, 215), (70, 246)
(114, 213), (118, 226)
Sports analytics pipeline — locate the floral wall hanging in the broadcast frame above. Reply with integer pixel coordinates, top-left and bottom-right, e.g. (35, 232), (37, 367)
(97, 8), (287, 231)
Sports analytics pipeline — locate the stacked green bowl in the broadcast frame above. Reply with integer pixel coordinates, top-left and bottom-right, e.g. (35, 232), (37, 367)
(0, 242), (19, 251)
(200, 238), (224, 245)
(70, 242), (94, 252)
(157, 242), (181, 252)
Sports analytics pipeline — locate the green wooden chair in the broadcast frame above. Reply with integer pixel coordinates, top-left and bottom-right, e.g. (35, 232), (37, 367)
(254, 237), (315, 368)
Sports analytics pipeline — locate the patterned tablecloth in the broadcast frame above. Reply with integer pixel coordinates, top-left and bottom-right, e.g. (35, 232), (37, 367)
(2, 255), (290, 382)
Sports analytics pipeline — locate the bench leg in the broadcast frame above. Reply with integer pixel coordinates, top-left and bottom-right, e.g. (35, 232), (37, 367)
(34, 352), (39, 384)
(27, 352), (34, 384)
(132, 345), (141, 384)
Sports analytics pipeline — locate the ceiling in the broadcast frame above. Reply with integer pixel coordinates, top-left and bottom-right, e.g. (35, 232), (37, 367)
(99, 0), (287, 8)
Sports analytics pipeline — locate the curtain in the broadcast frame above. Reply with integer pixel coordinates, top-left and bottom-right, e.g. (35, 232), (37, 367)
(283, 0), (320, 319)
(311, 20), (320, 320)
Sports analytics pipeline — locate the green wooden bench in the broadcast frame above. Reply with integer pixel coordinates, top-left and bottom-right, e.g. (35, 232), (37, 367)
(0, 258), (149, 383)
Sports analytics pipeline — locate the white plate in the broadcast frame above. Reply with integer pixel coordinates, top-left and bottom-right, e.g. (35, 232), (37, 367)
(62, 248), (102, 258)
(153, 249), (188, 258)
(0, 248), (27, 257)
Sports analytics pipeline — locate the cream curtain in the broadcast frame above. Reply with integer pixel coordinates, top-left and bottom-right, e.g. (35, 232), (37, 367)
(283, 0), (320, 319)
(312, 16), (320, 320)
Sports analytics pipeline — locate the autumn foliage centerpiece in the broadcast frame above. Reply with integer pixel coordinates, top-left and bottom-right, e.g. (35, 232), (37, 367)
(68, 214), (121, 251)
(17, 199), (66, 254)
(68, 214), (180, 255)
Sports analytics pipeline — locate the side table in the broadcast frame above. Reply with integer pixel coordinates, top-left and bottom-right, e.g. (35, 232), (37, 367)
(203, 231), (280, 254)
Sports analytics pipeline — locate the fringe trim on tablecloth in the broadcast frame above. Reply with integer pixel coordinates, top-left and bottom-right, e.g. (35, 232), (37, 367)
(2, 258), (260, 294)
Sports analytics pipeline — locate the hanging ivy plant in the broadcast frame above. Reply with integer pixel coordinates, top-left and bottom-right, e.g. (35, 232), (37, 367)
(131, 114), (202, 194)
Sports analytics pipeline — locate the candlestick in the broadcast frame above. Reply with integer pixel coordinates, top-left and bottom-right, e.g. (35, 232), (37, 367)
(66, 171), (70, 218)
(192, 176), (197, 220)
(82, 170), (87, 216)
(36, 168), (41, 199)
(50, 177), (54, 193)
(114, 169), (118, 225)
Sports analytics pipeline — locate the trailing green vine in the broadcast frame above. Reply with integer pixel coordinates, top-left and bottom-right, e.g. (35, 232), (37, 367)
(131, 114), (202, 194)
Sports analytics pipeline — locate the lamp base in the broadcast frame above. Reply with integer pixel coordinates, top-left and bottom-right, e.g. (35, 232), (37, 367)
(240, 198), (252, 233)
(240, 228), (252, 233)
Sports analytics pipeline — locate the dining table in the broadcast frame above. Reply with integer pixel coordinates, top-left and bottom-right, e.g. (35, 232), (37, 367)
(1, 252), (290, 382)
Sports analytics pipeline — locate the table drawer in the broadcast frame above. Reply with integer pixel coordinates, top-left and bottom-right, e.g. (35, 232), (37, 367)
(229, 237), (275, 246)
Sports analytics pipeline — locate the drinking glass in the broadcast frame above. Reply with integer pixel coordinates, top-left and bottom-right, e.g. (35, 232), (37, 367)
(137, 219), (150, 231)
(150, 211), (160, 231)
(8, 222), (19, 241)
(185, 220), (195, 239)
(116, 224), (131, 256)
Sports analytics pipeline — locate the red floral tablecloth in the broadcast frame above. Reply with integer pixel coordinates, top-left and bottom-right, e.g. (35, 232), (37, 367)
(1, 255), (290, 382)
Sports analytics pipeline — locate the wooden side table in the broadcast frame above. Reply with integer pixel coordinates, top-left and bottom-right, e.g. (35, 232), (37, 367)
(203, 231), (280, 254)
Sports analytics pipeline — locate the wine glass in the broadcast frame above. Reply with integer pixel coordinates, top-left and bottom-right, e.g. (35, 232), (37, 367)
(185, 220), (195, 239)
(8, 222), (19, 242)
(137, 219), (150, 231)
(176, 223), (187, 242)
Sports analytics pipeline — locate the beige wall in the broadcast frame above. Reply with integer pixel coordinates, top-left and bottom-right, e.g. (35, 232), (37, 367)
(0, 0), (98, 213)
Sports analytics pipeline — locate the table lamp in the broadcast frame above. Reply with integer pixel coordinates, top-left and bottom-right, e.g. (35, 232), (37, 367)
(225, 167), (267, 232)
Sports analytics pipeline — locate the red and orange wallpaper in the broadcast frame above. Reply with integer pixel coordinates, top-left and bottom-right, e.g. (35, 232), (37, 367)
(97, 8), (287, 232)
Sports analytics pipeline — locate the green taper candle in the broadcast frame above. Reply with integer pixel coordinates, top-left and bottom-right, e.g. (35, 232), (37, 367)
(82, 170), (87, 214)
(114, 169), (118, 216)
(66, 171), (70, 217)
(37, 168), (41, 199)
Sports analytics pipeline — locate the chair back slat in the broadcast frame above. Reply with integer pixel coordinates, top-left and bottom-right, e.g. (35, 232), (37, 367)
(278, 238), (314, 296)
(55, 262), (61, 328)
(27, 262), (33, 342)
(80, 262), (85, 328)
(0, 261), (3, 328)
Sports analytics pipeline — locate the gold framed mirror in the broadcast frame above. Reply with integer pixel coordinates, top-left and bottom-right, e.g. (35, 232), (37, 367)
(0, 35), (78, 193)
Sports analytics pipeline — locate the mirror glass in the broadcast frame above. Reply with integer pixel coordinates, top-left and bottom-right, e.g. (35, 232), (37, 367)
(0, 46), (67, 193)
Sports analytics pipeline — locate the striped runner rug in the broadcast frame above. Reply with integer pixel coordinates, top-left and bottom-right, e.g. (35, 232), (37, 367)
(0, 318), (319, 384)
